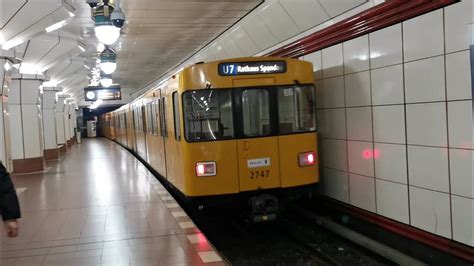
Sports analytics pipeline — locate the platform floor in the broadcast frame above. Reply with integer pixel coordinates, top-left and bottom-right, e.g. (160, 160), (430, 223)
(0, 139), (224, 266)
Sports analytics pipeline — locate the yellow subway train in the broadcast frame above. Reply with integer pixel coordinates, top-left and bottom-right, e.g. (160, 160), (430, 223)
(100, 57), (319, 219)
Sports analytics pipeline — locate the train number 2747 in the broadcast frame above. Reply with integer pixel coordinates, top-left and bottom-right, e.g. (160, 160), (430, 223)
(250, 170), (270, 179)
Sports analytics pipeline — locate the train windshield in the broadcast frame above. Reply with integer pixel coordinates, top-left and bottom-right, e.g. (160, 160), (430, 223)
(277, 85), (316, 134)
(183, 85), (316, 142)
(183, 90), (234, 141)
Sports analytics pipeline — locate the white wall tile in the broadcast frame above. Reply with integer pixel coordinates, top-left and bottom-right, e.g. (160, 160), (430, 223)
(315, 80), (324, 108)
(446, 51), (472, 100)
(404, 56), (446, 103)
(258, 1), (300, 42)
(230, 27), (260, 56)
(322, 44), (343, 78)
(318, 0), (366, 18)
(444, 0), (472, 53)
(410, 187), (452, 239)
(369, 24), (402, 68)
(322, 167), (349, 203)
(345, 71), (371, 107)
(406, 103), (448, 147)
(451, 195), (474, 246)
(322, 139), (347, 171)
(373, 105), (405, 144)
(374, 143), (407, 184)
(305, 51), (323, 80)
(323, 109), (346, 139)
(242, 14), (278, 50)
(408, 146), (449, 192)
(448, 100), (473, 149)
(371, 64), (404, 105)
(322, 76), (345, 108)
(343, 35), (369, 74)
(349, 174), (376, 212)
(403, 9), (444, 61)
(346, 107), (373, 141)
(279, 0), (330, 31)
(348, 141), (375, 177)
(317, 109), (326, 135)
(450, 149), (473, 198)
(376, 179), (409, 224)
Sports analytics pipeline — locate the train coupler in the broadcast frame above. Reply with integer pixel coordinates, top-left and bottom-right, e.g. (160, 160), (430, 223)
(249, 194), (278, 222)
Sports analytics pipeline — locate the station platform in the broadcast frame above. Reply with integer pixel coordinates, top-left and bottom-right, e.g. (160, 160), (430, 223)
(0, 139), (225, 266)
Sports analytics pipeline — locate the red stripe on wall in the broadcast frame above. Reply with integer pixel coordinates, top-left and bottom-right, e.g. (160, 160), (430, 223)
(268, 0), (459, 58)
(323, 196), (474, 263)
(267, 0), (474, 262)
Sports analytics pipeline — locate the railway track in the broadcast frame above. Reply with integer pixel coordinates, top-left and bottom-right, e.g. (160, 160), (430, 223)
(185, 199), (397, 266)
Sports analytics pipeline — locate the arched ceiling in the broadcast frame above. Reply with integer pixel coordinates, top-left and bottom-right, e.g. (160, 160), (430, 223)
(1, 0), (262, 103)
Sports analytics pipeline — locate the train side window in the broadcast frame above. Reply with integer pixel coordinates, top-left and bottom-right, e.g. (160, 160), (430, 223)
(172, 92), (181, 141)
(151, 102), (156, 135)
(162, 97), (168, 138)
(242, 89), (271, 137)
(157, 99), (163, 136)
(183, 90), (234, 142)
(141, 106), (146, 133)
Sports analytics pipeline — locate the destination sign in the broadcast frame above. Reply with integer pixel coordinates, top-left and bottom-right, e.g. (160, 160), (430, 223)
(84, 86), (121, 101)
(218, 61), (286, 76)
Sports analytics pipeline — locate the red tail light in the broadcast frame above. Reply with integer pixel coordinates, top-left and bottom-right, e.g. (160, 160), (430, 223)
(195, 162), (216, 177)
(298, 152), (316, 167)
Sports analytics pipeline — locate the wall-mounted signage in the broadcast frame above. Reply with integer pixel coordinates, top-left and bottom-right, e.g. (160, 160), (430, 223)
(84, 86), (121, 101)
(218, 61), (287, 76)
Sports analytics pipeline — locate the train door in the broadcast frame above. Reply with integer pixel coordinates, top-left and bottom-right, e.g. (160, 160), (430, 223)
(159, 90), (168, 179)
(156, 90), (167, 177)
(236, 88), (281, 191)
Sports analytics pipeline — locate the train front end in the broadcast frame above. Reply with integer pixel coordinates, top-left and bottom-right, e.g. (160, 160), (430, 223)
(180, 57), (319, 219)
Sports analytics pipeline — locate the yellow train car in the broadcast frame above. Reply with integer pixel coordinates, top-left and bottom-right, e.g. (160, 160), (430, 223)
(101, 57), (319, 220)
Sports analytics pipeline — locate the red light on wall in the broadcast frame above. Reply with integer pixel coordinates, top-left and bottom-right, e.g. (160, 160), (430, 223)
(363, 150), (372, 160)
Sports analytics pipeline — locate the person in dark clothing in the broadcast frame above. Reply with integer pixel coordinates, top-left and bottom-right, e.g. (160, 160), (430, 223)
(0, 162), (20, 237)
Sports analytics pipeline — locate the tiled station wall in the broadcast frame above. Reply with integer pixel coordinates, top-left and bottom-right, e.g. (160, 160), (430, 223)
(301, 1), (473, 246)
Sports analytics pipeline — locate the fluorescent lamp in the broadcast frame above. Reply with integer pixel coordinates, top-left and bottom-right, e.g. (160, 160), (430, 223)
(100, 62), (116, 74)
(45, 20), (68, 33)
(94, 25), (120, 45)
(77, 44), (86, 52)
(2, 39), (24, 50)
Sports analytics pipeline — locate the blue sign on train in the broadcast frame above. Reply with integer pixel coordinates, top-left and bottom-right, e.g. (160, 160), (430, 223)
(218, 61), (286, 76)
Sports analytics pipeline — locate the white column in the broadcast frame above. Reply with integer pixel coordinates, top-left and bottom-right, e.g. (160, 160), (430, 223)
(56, 95), (67, 151)
(9, 74), (47, 173)
(42, 87), (59, 160)
(0, 57), (13, 172)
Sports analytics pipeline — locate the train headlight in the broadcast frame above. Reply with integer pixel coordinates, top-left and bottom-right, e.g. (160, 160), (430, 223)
(298, 152), (316, 167)
(196, 162), (216, 177)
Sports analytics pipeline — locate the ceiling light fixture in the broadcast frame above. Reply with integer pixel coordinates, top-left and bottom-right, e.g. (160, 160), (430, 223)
(94, 24), (120, 45)
(97, 43), (105, 52)
(99, 46), (117, 74)
(93, 3), (121, 45)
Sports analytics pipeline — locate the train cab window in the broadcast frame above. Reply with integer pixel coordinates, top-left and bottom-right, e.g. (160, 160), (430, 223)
(183, 90), (234, 142)
(277, 85), (316, 134)
(172, 92), (181, 141)
(242, 89), (271, 137)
